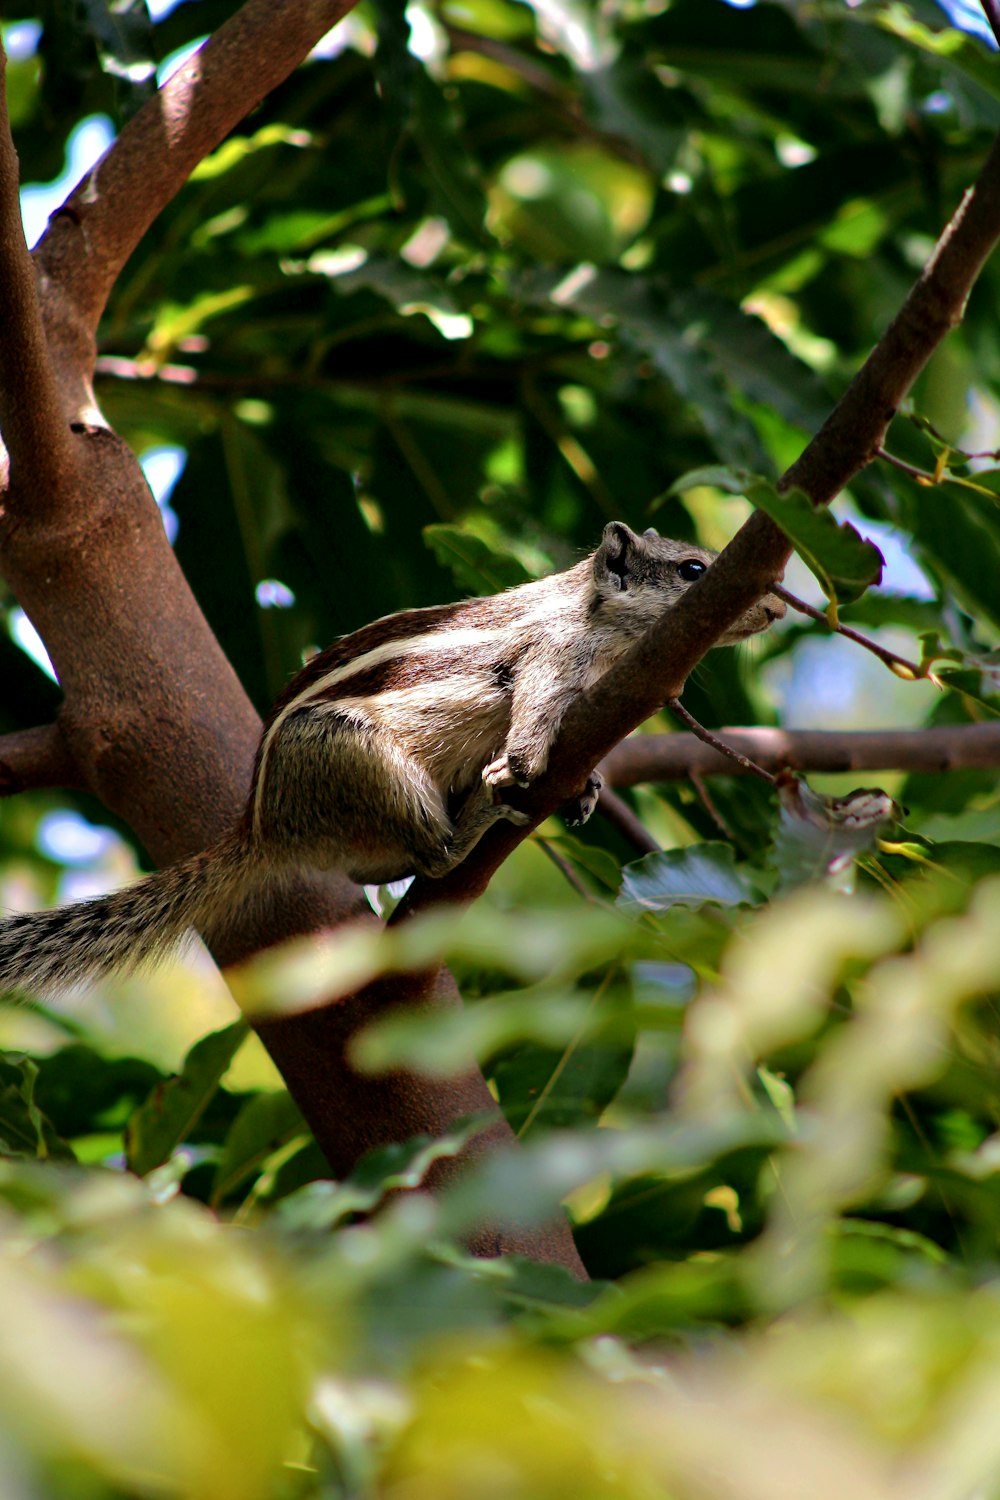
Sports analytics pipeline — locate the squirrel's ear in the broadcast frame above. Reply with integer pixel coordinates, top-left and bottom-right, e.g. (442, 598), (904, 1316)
(594, 521), (644, 592)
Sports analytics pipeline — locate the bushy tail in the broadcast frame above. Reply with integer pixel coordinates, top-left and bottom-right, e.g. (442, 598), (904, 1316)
(0, 831), (257, 998)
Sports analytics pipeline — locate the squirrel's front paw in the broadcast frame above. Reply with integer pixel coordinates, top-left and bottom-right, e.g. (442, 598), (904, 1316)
(560, 770), (603, 827)
(482, 751), (530, 790)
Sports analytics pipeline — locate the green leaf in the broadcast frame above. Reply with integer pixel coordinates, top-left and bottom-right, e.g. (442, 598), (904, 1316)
(671, 287), (833, 436)
(212, 1090), (310, 1205)
(902, 484), (1000, 631)
(584, 48), (686, 175)
(373, 1), (488, 241)
(191, 123), (316, 183)
(494, 1253), (605, 1318)
(493, 1011), (636, 1136)
(665, 464), (759, 500)
(354, 990), (611, 1079)
(31, 1045), (162, 1140)
(619, 843), (764, 912)
(442, 1114), (786, 1239)
(522, 267), (770, 470)
(3, 50), (41, 129)
(423, 524), (532, 594)
(747, 481), (885, 604)
(874, 6), (1000, 109)
(332, 255), (472, 340)
(0, 1054), (74, 1161)
(277, 1120), (489, 1234)
(125, 1022), (248, 1177)
(870, 840), (1000, 925)
(831, 1217), (951, 1296)
(575, 1257), (750, 1338)
(541, 833), (624, 893)
(235, 210), (347, 256)
(638, 0), (840, 97)
(933, 651), (1000, 715)
(490, 145), (653, 264)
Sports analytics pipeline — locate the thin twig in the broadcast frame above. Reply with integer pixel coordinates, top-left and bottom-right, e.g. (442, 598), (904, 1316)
(666, 698), (776, 784)
(444, 25), (567, 99)
(908, 411), (1000, 460)
(596, 786), (660, 854)
(600, 723), (1000, 784)
(876, 446), (937, 484)
(689, 770), (737, 840)
(781, 132), (1000, 504)
(535, 836), (598, 899)
(774, 584), (926, 680)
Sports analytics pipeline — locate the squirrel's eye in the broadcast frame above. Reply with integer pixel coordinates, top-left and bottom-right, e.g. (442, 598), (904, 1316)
(677, 559), (707, 582)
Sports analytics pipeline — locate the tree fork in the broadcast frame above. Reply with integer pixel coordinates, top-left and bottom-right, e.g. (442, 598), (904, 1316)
(0, 12), (584, 1276)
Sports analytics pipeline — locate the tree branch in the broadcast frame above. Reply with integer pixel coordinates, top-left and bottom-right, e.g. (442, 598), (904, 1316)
(3, 5), (996, 1278)
(774, 584), (925, 679)
(395, 127), (1000, 919)
(595, 787), (660, 854)
(0, 724), (82, 795)
(783, 132), (1000, 504)
(35, 0), (360, 338)
(0, 41), (76, 501)
(666, 697), (775, 784)
(0, 4), (585, 1275)
(600, 724), (1000, 782)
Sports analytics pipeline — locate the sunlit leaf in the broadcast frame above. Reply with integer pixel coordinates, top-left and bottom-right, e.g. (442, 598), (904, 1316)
(423, 523), (532, 593)
(212, 1089), (309, 1205)
(277, 1120), (489, 1233)
(125, 1022), (247, 1177)
(747, 482), (885, 604)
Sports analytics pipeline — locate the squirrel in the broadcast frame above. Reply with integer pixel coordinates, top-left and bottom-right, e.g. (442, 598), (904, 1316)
(0, 522), (785, 996)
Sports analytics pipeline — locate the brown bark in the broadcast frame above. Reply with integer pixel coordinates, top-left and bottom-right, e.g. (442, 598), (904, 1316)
(596, 788), (661, 854)
(3, 11), (1000, 1282)
(600, 724), (1000, 783)
(10, 720), (996, 802)
(36, 0), (360, 346)
(345, 127), (1000, 1246)
(0, 725), (81, 796)
(0, 9), (584, 1276)
(398, 129), (1000, 920)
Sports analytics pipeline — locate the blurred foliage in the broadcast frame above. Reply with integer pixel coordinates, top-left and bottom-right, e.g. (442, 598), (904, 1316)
(4, 0), (1000, 1496)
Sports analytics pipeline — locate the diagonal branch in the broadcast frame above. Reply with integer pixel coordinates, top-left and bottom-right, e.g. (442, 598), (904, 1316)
(0, 42), (75, 497)
(596, 787), (660, 854)
(35, 0), (361, 336)
(395, 126), (1000, 919)
(782, 134), (1000, 505)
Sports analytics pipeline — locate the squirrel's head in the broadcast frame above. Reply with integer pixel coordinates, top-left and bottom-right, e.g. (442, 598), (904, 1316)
(591, 521), (786, 645)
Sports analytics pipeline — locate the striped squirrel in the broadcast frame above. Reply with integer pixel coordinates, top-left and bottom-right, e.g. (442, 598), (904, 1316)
(0, 522), (784, 996)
